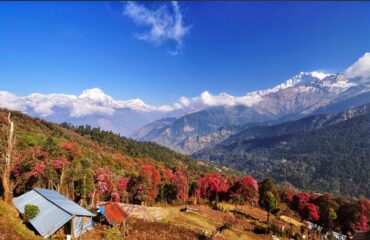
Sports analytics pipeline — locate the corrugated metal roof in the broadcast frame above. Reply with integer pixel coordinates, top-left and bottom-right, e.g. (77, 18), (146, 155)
(101, 202), (128, 226)
(13, 190), (73, 238)
(34, 189), (94, 217)
(13, 189), (95, 238)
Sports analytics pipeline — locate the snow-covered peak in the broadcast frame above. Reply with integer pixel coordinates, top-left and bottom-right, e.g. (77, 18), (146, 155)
(250, 71), (332, 96)
(116, 98), (157, 111)
(79, 88), (113, 103)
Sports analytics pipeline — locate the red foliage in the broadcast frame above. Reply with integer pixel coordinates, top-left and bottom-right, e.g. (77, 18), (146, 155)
(229, 176), (259, 205)
(350, 213), (368, 231)
(302, 202), (320, 221)
(162, 169), (174, 182)
(52, 157), (70, 170)
(283, 187), (295, 203)
(294, 192), (312, 210)
(197, 173), (229, 201)
(139, 164), (161, 201)
(173, 170), (188, 202)
(60, 142), (77, 155)
(29, 162), (46, 177)
(111, 191), (121, 202)
(359, 198), (370, 218)
(94, 168), (113, 194)
(116, 177), (129, 192)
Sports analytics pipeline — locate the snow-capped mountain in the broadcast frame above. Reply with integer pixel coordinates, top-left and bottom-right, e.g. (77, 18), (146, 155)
(0, 88), (178, 136)
(1, 53), (370, 141)
(136, 53), (370, 154)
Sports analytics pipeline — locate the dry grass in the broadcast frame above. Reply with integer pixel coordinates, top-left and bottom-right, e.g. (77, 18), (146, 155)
(0, 200), (42, 240)
(279, 215), (304, 228)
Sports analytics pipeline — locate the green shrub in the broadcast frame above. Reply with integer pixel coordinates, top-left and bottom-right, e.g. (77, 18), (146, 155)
(103, 227), (122, 240)
(23, 204), (40, 221)
(270, 221), (282, 236)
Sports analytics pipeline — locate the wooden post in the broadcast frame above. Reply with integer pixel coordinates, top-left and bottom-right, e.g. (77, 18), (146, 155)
(2, 112), (15, 203)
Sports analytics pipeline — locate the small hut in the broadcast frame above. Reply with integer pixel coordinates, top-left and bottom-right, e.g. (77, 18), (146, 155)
(99, 202), (129, 237)
(13, 188), (95, 239)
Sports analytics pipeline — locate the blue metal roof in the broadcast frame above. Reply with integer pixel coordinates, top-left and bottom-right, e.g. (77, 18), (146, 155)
(12, 189), (94, 238)
(34, 189), (94, 217)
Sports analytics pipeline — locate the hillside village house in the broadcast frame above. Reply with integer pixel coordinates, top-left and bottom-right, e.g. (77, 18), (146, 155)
(13, 188), (95, 239)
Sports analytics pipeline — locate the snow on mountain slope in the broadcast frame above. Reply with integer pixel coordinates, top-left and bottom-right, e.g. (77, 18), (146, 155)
(1, 53), (370, 140)
(136, 53), (370, 154)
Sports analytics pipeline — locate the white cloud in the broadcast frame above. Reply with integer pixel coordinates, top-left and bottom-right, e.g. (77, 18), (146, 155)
(124, 1), (190, 54)
(0, 91), (27, 112)
(160, 91), (263, 112)
(345, 52), (370, 79)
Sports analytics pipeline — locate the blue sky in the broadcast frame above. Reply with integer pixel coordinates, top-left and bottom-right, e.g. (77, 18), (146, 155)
(1, 1), (370, 105)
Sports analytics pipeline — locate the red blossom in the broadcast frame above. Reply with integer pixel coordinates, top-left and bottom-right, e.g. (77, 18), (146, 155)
(293, 192), (312, 210)
(197, 173), (229, 201)
(94, 168), (113, 194)
(163, 169), (174, 181)
(111, 191), (120, 202)
(29, 162), (46, 177)
(60, 142), (77, 155)
(302, 203), (320, 221)
(52, 157), (70, 170)
(350, 213), (368, 231)
(173, 170), (188, 202)
(116, 177), (129, 192)
(229, 176), (259, 205)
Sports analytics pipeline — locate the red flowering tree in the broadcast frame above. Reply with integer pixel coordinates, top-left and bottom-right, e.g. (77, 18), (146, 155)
(229, 176), (259, 207)
(139, 164), (161, 203)
(359, 198), (370, 218)
(281, 186), (295, 204)
(60, 142), (77, 159)
(162, 169), (174, 182)
(116, 177), (129, 203)
(350, 213), (368, 231)
(173, 170), (188, 203)
(301, 203), (320, 222)
(29, 162), (46, 178)
(293, 192), (312, 211)
(111, 191), (120, 202)
(197, 173), (229, 202)
(94, 168), (113, 200)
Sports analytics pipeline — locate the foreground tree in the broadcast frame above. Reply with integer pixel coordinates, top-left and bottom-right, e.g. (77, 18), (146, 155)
(301, 203), (320, 222)
(2, 112), (15, 203)
(260, 191), (278, 223)
(229, 176), (259, 207)
(173, 170), (188, 203)
(197, 173), (229, 203)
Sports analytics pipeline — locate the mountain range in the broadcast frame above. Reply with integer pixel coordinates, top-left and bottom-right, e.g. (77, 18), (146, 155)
(2, 53), (370, 146)
(1, 53), (370, 197)
(136, 53), (370, 154)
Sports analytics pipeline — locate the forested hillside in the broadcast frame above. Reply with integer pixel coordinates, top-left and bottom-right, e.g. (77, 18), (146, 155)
(0, 109), (228, 204)
(195, 104), (370, 197)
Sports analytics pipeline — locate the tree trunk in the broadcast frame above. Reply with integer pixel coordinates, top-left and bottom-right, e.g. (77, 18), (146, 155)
(57, 166), (65, 193)
(2, 112), (15, 203)
(90, 189), (96, 207)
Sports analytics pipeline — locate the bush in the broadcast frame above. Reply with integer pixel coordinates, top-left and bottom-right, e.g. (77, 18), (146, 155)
(253, 225), (269, 234)
(103, 227), (122, 240)
(23, 204), (40, 221)
(270, 221), (282, 236)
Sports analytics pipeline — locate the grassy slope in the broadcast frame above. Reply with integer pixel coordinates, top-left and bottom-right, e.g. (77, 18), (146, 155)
(0, 201), (42, 240)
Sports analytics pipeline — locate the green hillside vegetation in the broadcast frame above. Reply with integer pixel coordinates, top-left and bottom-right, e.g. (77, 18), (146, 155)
(0, 109), (228, 204)
(194, 104), (370, 197)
